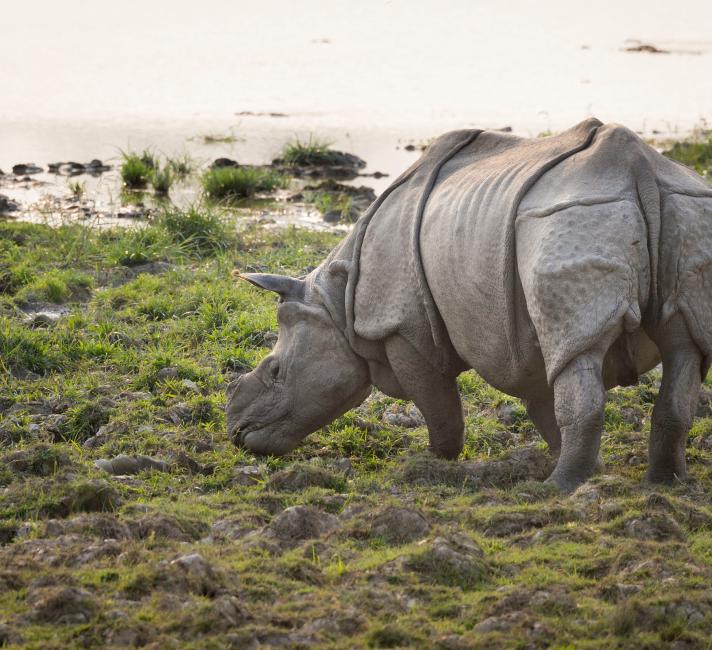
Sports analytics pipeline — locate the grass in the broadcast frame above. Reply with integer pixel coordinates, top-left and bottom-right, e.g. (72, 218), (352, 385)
(167, 153), (196, 178)
(280, 136), (341, 166)
(0, 214), (712, 648)
(120, 152), (153, 189)
(312, 191), (356, 221)
(201, 166), (287, 201)
(664, 129), (712, 179)
(150, 165), (173, 196)
(67, 180), (85, 199)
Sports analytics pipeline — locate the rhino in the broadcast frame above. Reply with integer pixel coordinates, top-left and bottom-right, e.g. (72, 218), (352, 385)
(227, 118), (712, 492)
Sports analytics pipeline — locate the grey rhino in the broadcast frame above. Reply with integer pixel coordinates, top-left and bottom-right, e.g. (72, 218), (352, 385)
(227, 118), (712, 492)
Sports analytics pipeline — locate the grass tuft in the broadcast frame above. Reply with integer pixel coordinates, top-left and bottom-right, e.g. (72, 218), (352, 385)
(281, 136), (339, 166)
(201, 166), (287, 201)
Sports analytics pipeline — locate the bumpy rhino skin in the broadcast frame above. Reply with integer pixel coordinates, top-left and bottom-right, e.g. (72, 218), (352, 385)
(227, 119), (712, 493)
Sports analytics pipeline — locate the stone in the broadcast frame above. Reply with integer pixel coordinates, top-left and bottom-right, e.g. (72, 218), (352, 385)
(267, 506), (339, 545)
(12, 163), (43, 175)
(622, 513), (685, 541)
(0, 194), (20, 213)
(27, 586), (97, 624)
(232, 465), (263, 486)
(156, 366), (180, 381)
(95, 454), (171, 475)
(371, 507), (429, 545)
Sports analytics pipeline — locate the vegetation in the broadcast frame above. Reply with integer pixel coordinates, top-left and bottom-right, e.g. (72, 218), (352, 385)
(664, 128), (712, 179)
(119, 152), (154, 189)
(67, 180), (85, 200)
(1, 213), (712, 648)
(150, 165), (174, 196)
(280, 136), (341, 166)
(167, 153), (196, 178)
(312, 191), (356, 221)
(201, 166), (287, 201)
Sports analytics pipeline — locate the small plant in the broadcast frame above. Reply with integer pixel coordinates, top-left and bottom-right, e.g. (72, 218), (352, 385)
(312, 191), (355, 221)
(281, 136), (338, 166)
(150, 166), (173, 196)
(120, 154), (152, 189)
(201, 166), (287, 201)
(159, 207), (227, 255)
(67, 181), (85, 199)
(664, 131), (712, 179)
(200, 130), (238, 144)
(167, 153), (196, 178)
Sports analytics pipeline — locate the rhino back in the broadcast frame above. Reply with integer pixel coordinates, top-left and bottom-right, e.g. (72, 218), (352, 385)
(420, 120), (601, 394)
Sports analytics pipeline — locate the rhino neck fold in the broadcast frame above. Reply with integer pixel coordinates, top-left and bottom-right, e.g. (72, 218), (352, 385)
(342, 130), (484, 374)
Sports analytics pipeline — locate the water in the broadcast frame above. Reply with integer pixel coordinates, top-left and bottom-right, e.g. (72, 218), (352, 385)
(1, 0), (710, 223)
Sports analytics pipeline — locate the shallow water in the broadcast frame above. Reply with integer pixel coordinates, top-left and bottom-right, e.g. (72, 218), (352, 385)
(1, 0), (710, 225)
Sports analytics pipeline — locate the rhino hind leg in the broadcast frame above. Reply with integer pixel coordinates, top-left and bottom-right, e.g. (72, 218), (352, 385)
(545, 328), (622, 493)
(646, 314), (704, 483)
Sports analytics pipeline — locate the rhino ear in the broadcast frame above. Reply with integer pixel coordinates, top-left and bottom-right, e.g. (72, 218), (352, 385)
(237, 272), (306, 301)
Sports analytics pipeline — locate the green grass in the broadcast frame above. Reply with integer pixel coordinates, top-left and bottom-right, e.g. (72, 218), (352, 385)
(201, 166), (287, 201)
(167, 153), (196, 178)
(280, 136), (341, 166)
(312, 191), (355, 221)
(1, 215), (711, 648)
(159, 206), (227, 255)
(120, 153), (153, 189)
(663, 129), (712, 179)
(150, 165), (174, 195)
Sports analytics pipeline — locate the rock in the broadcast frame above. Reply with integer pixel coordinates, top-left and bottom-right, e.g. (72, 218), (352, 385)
(599, 582), (642, 602)
(233, 465), (264, 486)
(180, 378), (201, 393)
(0, 623), (23, 646)
(0, 194), (20, 213)
(26, 586), (97, 624)
(322, 210), (341, 223)
(622, 513), (685, 541)
(407, 533), (487, 587)
(483, 511), (548, 537)
(206, 517), (261, 543)
(211, 158), (239, 168)
(267, 464), (344, 491)
(164, 402), (193, 424)
(206, 595), (250, 630)
(172, 450), (212, 475)
(162, 553), (223, 596)
(495, 403), (520, 426)
(130, 514), (206, 541)
(382, 404), (425, 428)
(95, 454), (171, 475)
(371, 507), (430, 545)
(12, 163), (43, 175)
(267, 506), (339, 545)
(60, 480), (122, 515)
(696, 387), (712, 418)
(156, 366), (180, 381)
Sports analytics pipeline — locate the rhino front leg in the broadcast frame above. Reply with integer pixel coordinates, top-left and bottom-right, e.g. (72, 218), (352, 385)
(646, 314), (704, 483)
(523, 394), (561, 457)
(385, 335), (464, 459)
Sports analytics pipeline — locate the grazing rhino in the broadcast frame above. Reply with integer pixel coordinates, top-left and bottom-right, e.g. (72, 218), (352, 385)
(227, 118), (712, 492)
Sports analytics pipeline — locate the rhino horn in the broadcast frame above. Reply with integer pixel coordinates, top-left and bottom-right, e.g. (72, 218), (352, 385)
(237, 272), (306, 300)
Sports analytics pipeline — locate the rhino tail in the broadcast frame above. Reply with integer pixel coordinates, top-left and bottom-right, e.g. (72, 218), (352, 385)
(636, 164), (662, 321)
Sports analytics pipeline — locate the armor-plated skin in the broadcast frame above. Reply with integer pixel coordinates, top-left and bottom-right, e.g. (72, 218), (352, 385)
(227, 119), (712, 492)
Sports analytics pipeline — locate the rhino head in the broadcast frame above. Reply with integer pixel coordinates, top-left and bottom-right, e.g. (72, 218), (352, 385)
(226, 271), (371, 455)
